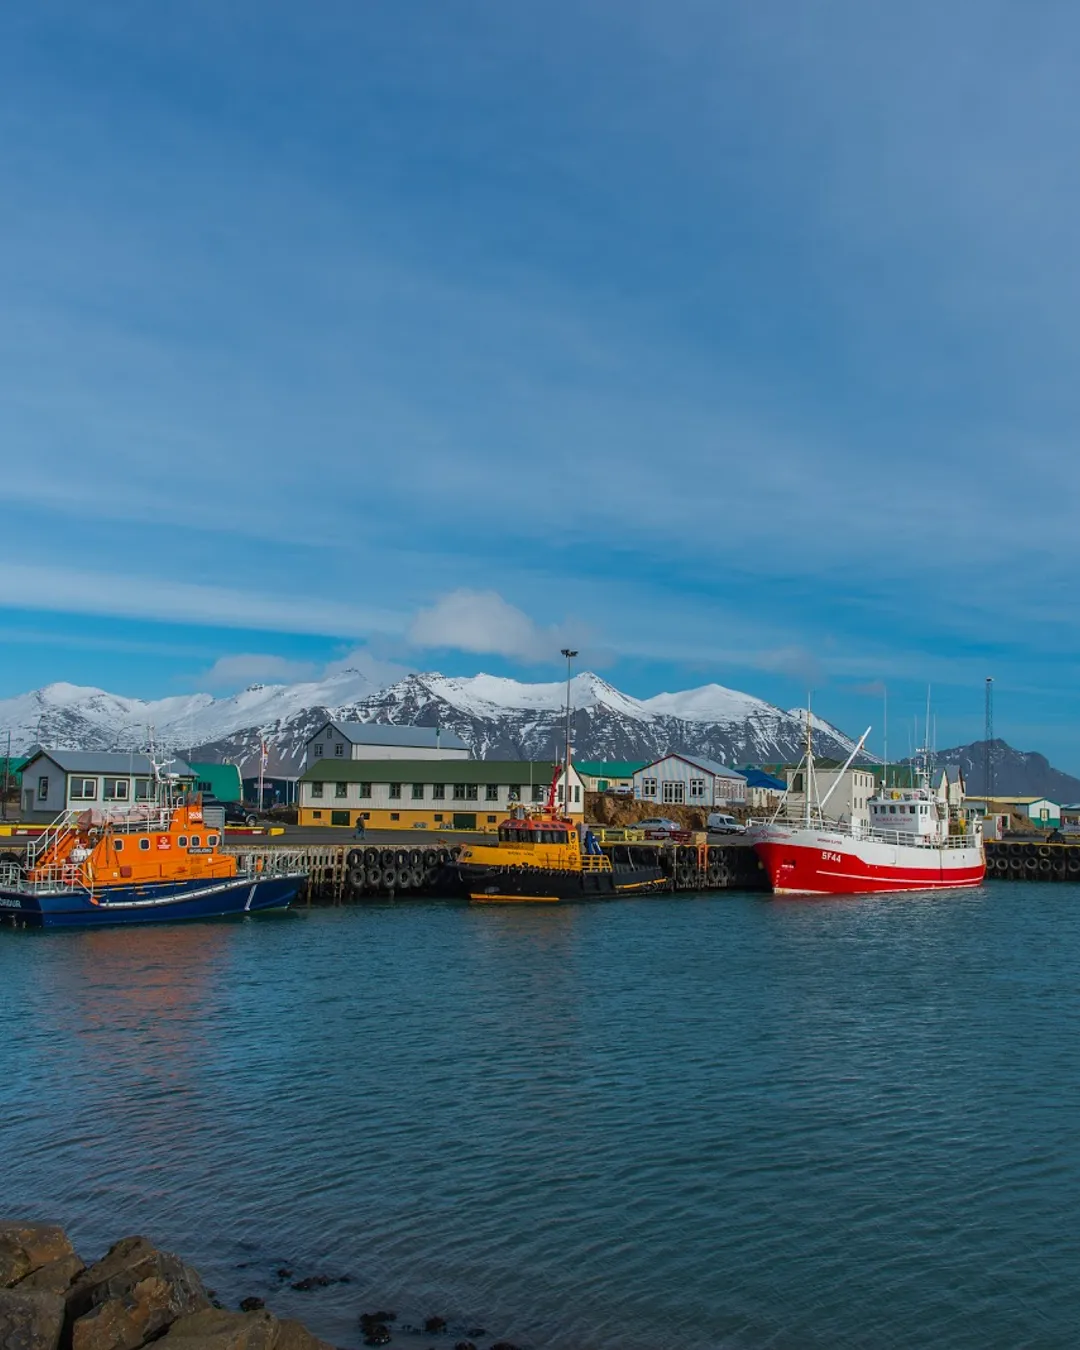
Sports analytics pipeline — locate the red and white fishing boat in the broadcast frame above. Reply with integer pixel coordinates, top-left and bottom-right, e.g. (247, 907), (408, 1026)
(748, 712), (985, 896)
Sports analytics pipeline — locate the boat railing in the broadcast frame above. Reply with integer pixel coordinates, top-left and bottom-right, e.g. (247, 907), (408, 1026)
(0, 861), (22, 889)
(749, 817), (980, 850)
(234, 851), (309, 878)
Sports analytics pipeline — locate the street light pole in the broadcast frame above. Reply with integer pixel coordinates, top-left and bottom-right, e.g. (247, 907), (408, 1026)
(560, 648), (577, 812)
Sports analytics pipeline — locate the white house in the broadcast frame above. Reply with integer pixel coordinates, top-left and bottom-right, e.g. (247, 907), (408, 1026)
(633, 754), (747, 808)
(305, 721), (470, 768)
(784, 765), (876, 829)
(21, 751), (194, 821)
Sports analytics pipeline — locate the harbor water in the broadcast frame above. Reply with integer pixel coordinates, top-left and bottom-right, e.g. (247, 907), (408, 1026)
(3, 885), (1079, 1350)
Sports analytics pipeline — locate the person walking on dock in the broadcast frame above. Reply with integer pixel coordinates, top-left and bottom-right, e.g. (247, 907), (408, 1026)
(354, 816), (366, 840)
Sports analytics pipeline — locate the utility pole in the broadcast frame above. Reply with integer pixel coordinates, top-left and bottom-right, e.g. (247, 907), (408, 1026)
(560, 648), (578, 812)
(1, 729), (9, 821)
(984, 677), (994, 800)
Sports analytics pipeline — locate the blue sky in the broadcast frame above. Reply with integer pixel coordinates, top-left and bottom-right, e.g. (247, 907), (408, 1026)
(2, 1), (1079, 766)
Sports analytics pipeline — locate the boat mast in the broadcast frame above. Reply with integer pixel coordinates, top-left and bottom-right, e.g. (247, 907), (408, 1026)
(560, 647), (577, 817)
(804, 692), (813, 828)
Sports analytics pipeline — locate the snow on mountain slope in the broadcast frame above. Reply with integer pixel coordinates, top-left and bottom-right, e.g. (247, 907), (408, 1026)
(1, 670), (861, 775)
(786, 707), (860, 755)
(643, 683), (778, 723)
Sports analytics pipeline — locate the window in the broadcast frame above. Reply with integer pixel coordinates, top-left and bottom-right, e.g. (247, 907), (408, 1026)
(434, 814), (444, 822)
(389, 783), (402, 799)
(357, 782), (372, 799)
(312, 810), (322, 819)
(314, 744), (323, 757)
(334, 743), (344, 757)
(113, 839), (124, 851)
(135, 778), (152, 800)
(412, 784), (425, 800)
(465, 784), (478, 800)
(689, 778), (706, 799)
(532, 784), (545, 803)
(663, 781), (685, 805)
(642, 777), (657, 798)
(178, 836), (188, 847)
(191, 836), (201, 847)
(507, 784), (521, 801)
(486, 784), (499, 801)
(487, 815), (497, 823)
(207, 834), (219, 846)
(335, 782), (348, 799)
(104, 778), (130, 801)
(138, 838), (150, 851)
(197, 780), (212, 793)
(311, 782), (324, 799)
(453, 783), (466, 800)
(326, 728), (333, 740)
(38, 776), (49, 801)
(71, 778), (97, 801)
(432, 783), (445, 800)
(574, 785), (581, 803)
(390, 812), (399, 822)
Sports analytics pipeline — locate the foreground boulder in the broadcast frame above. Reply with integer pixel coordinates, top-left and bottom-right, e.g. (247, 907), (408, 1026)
(0, 1227), (76, 1291)
(156, 1309), (280, 1350)
(0, 1289), (66, 1350)
(15, 1260), (85, 1298)
(67, 1238), (211, 1350)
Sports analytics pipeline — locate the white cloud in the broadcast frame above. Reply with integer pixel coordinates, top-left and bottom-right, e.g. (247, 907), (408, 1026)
(408, 589), (588, 663)
(203, 654), (320, 686)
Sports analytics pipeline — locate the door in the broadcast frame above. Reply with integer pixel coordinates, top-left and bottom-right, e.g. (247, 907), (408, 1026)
(453, 813), (477, 830)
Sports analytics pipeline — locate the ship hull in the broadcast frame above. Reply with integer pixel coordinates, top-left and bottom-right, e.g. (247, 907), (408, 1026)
(440, 863), (669, 904)
(752, 826), (985, 896)
(0, 874), (304, 929)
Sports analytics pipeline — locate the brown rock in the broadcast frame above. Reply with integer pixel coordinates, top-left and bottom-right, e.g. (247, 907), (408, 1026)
(0, 1226), (75, 1291)
(156, 1309), (279, 1350)
(67, 1239), (210, 1350)
(15, 1257), (85, 1296)
(0, 1288), (66, 1350)
(274, 1320), (337, 1350)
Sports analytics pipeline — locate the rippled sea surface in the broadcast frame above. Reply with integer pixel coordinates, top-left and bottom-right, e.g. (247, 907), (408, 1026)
(4, 885), (1080, 1349)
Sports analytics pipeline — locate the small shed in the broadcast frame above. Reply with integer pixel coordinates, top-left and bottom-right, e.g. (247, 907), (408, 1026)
(574, 761), (648, 793)
(633, 754), (747, 807)
(188, 762), (243, 803)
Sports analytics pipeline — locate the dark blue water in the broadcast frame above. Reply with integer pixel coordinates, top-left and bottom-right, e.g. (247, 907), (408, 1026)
(3, 886), (1079, 1349)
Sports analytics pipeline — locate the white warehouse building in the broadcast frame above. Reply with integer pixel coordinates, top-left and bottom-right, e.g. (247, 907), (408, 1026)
(305, 721), (471, 768)
(633, 754), (747, 807)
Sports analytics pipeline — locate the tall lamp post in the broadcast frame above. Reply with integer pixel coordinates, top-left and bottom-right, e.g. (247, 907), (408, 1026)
(560, 648), (577, 811)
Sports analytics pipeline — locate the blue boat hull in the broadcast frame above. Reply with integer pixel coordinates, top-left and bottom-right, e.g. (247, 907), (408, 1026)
(0, 874), (303, 929)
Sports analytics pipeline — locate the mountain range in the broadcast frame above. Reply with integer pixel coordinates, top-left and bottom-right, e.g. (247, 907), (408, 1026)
(933, 740), (1080, 804)
(1, 670), (858, 776)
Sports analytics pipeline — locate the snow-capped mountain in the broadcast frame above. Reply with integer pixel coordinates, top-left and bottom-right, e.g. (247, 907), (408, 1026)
(1, 670), (858, 776)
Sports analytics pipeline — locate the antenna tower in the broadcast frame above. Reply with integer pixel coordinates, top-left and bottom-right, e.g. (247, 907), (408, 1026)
(984, 677), (994, 799)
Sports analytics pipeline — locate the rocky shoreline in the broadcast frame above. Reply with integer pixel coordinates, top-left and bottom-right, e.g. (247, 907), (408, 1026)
(0, 1224), (520, 1350)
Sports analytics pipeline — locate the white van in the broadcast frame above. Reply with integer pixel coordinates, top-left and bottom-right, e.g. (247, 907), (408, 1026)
(707, 812), (746, 835)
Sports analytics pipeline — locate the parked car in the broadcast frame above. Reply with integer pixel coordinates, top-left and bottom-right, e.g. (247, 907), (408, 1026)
(634, 817), (683, 838)
(707, 812), (746, 835)
(204, 797), (261, 827)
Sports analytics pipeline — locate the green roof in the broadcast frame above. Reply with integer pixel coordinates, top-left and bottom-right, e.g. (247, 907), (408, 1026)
(301, 759), (563, 784)
(574, 761), (648, 778)
(188, 762), (243, 802)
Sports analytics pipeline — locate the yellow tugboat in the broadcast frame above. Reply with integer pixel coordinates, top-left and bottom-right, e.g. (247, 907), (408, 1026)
(444, 770), (668, 903)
